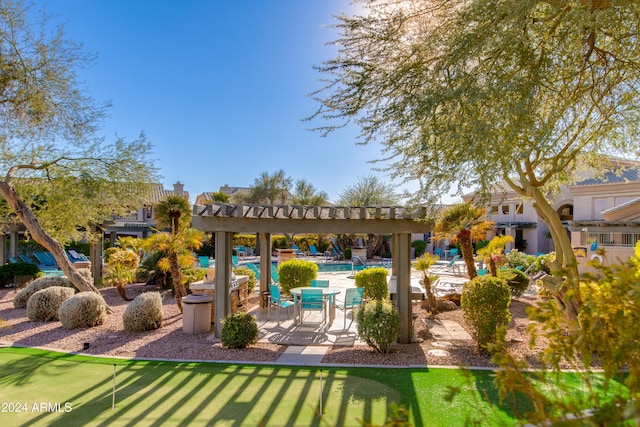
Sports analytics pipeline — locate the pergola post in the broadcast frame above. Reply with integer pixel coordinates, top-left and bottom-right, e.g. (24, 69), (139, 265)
(214, 231), (233, 337)
(259, 232), (272, 308)
(89, 229), (103, 287)
(9, 230), (18, 259)
(395, 233), (413, 344)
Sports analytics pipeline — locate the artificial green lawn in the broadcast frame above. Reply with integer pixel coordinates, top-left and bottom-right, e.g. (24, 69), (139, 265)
(0, 346), (596, 426)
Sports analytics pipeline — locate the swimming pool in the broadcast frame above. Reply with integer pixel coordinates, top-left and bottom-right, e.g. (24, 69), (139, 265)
(315, 262), (389, 272)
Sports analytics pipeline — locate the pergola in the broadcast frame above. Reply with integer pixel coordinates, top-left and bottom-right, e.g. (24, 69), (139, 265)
(191, 202), (432, 343)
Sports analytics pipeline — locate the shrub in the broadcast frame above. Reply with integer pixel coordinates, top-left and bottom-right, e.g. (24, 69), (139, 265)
(233, 267), (256, 293)
(461, 276), (511, 352)
(221, 312), (259, 349)
(58, 292), (108, 329)
(26, 286), (76, 322)
(0, 262), (42, 287)
(497, 268), (530, 297)
(354, 267), (389, 300)
(411, 240), (427, 257)
(123, 292), (163, 332)
(13, 276), (75, 309)
(357, 300), (399, 353)
(344, 247), (352, 259)
(103, 248), (139, 301)
(277, 259), (318, 296)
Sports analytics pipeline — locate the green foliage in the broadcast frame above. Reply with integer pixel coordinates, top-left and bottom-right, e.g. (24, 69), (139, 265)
(344, 247), (352, 259)
(461, 276), (511, 352)
(474, 240), (489, 253)
(354, 267), (389, 300)
(232, 234), (257, 249)
(505, 251), (534, 271)
(234, 169), (292, 204)
(411, 240), (427, 257)
(0, 262), (42, 286)
(154, 195), (192, 235)
(233, 267), (256, 293)
(497, 268), (530, 297)
(183, 267), (206, 285)
(336, 175), (399, 206)
(359, 403), (412, 427)
(356, 300), (399, 354)
(277, 260), (318, 296)
(102, 248), (139, 300)
(220, 312), (259, 349)
(413, 254), (440, 313)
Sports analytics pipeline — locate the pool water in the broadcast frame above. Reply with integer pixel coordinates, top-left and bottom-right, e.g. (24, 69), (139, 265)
(316, 262), (388, 272)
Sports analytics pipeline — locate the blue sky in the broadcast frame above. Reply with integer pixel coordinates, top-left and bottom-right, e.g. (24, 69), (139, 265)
(33, 1), (431, 204)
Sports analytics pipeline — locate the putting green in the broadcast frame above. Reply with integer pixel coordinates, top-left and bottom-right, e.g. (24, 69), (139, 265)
(0, 349), (399, 426)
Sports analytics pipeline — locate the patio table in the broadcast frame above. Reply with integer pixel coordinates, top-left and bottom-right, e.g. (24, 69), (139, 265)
(290, 287), (341, 325)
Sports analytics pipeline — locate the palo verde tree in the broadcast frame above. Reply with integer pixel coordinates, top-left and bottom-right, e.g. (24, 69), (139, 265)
(311, 0), (640, 319)
(0, 1), (158, 294)
(234, 169), (293, 205)
(291, 179), (329, 206)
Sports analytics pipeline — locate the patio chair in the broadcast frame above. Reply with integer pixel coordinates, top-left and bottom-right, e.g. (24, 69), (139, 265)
(199, 256), (209, 268)
(432, 255), (462, 274)
(310, 279), (329, 288)
(449, 248), (459, 257)
(477, 268), (489, 276)
(268, 283), (294, 324)
(300, 288), (326, 325)
(245, 262), (261, 280)
(434, 247), (443, 259)
(309, 245), (320, 257)
(232, 255), (239, 268)
(338, 287), (364, 329)
(291, 245), (304, 257)
(271, 265), (280, 284)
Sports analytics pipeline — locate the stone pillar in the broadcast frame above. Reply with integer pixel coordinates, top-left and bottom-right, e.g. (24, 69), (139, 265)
(395, 233), (413, 344)
(9, 231), (18, 259)
(214, 231), (233, 337)
(0, 234), (5, 265)
(259, 233), (272, 308)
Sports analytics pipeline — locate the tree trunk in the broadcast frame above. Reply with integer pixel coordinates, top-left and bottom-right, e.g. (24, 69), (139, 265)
(0, 181), (101, 296)
(116, 284), (132, 301)
(366, 234), (383, 258)
(530, 187), (581, 320)
(458, 230), (478, 279)
(169, 250), (186, 313)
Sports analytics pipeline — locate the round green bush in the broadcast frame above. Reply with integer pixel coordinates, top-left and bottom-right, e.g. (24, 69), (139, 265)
(411, 240), (427, 257)
(354, 267), (389, 300)
(13, 276), (75, 309)
(26, 286), (76, 322)
(221, 312), (259, 349)
(497, 268), (530, 297)
(356, 300), (399, 353)
(461, 276), (511, 352)
(277, 259), (318, 296)
(123, 292), (163, 332)
(233, 267), (256, 293)
(58, 292), (108, 329)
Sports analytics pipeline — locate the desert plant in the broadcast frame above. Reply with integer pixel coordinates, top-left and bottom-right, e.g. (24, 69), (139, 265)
(357, 300), (400, 353)
(13, 276), (75, 309)
(220, 312), (259, 349)
(497, 268), (530, 297)
(354, 267), (388, 300)
(26, 286), (76, 322)
(476, 235), (515, 276)
(102, 247), (139, 301)
(461, 275), (511, 352)
(0, 262), (42, 287)
(233, 266), (256, 293)
(277, 259), (318, 296)
(58, 292), (108, 329)
(412, 254), (440, 314)
(411, 240), (427, 257)
(123, 292), (163, 332)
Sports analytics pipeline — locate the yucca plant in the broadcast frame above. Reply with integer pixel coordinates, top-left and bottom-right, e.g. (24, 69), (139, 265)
(413, 253), (440, 314)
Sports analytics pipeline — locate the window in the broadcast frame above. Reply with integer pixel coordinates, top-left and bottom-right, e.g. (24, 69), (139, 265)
(502, 205), (510, 215)
(515, 204), (523, 215)
(491, 205), (499, 214)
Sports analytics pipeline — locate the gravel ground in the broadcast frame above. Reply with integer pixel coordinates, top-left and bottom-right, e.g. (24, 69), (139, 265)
(0, 283), (546, 367)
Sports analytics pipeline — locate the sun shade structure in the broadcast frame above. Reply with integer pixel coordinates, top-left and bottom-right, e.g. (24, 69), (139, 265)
(192, 202), (432, 342)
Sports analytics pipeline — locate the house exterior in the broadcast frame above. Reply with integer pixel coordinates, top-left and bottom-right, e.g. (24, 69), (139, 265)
(104, 181), (189, 244)
(464, 158), (640, 264)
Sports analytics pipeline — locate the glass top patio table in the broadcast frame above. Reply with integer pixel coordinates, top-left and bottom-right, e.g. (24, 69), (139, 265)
(290, 287), (341, 325)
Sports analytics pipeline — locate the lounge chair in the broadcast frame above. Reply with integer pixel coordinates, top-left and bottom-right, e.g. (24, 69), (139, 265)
(308, 245), (320, 257)
(34, 252), (57, 267)
(18, 254), (35, 264)
(245, 262), (261, 280)
(291, 245), (304, 257)
(199, 256), (210, 268)
(432, 255), (462, 274)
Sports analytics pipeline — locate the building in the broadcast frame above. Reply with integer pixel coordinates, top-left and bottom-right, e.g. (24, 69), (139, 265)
(103, 181), (189, 244)
(465, 157), (640, 263)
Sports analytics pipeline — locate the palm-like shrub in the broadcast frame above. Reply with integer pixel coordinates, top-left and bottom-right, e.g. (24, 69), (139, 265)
(58, 292), (108, 329)
(13, 276), (75, 309)
(27, 286), (75, 322)
(413, 253), (440, 313)
(102, 248), (139, 301)
(357, 300), (399, 353)
(277, 259), (318, 296)
(221, 312), (259, 349)
(123, 292), (163, 332)
(461, 276), (511, 352)
(354, 267), (388, 300)
(497, 268), (530, 297)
